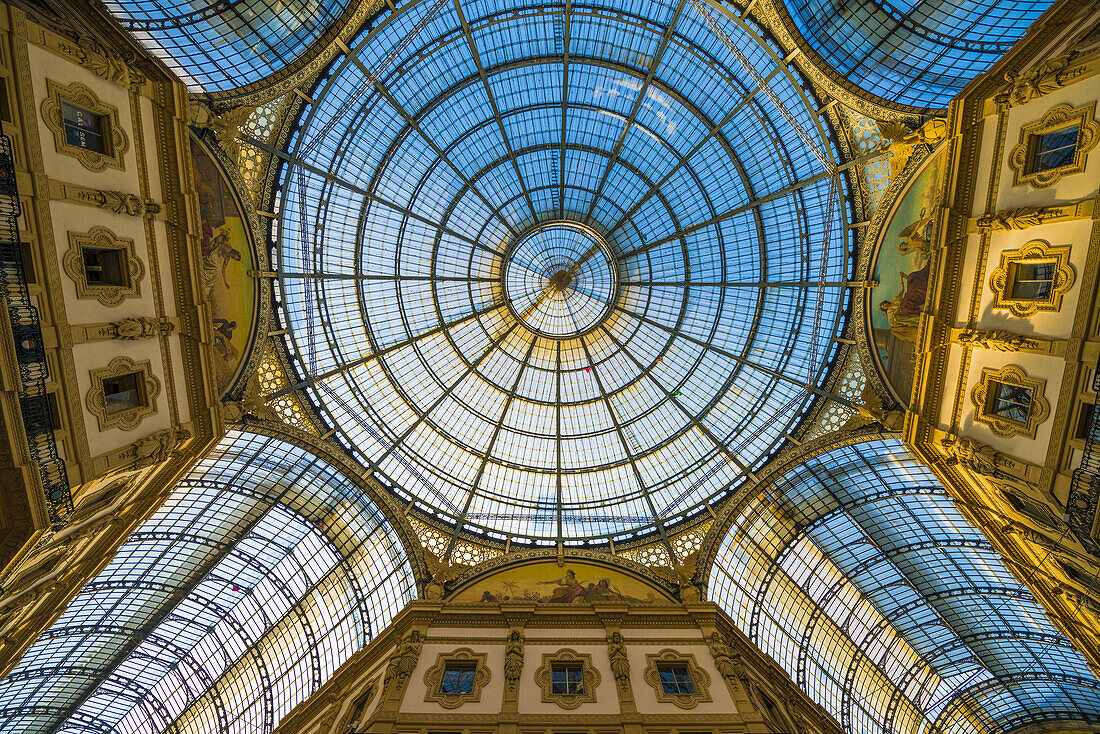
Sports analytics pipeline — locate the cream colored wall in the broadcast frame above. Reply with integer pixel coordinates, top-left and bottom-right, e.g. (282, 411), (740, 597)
(995, 75), (1100, 211)
(17, 36), (193, 462)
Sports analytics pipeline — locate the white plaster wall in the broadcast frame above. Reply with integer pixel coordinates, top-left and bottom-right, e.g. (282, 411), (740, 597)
(516, 643), (621, 715)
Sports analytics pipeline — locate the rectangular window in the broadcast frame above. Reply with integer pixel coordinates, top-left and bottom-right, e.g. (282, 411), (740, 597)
(19, 242), (36, 284)
(46, 392), (62, 431)
(1028, 125), (1079, 173)
(61, 102), (107, 153)
(439, 663), (477, 695)
(1003, 491), (1059, 529)
(656, 664), (695, 695)
(551, 663), (584, 695)
(1076, 402), (1095, 441)
(987, 381), (1033, 423)
(102, 372), (144, 414)
(82, 246), (127, 286)
(1009, 261), (1057, 301)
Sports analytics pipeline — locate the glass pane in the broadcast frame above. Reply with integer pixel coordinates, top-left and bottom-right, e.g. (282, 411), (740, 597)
(1032, 126), (1079, 171)
(658, 665), (694, 694)
(990, 382), (1032, 422)
(441, 664), (477, 694)
(61, 102), (105, 153)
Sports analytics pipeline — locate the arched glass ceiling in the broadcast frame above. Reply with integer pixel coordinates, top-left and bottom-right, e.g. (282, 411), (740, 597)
(782, 0), (1055, 109)
(101, 0), (354, 92)
(273, 0), (849, 547)
(0, 431), (416, 734)
(706, 437), (1100, 734)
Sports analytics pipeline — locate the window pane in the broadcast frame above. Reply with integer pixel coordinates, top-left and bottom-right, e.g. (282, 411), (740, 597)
(440, 664), (477, 694)
(1010, 261), (1056, 300)
(1031, 126), (1079, 172)
(657, 664), (695, 694)
(103, 372), (143, 414)
(990, 382), (1032, 423)
(61, 102), (106, 153)
(551, 664), (584, 694)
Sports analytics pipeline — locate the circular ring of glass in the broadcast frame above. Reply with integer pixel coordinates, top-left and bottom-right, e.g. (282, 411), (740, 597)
(503, 222), (618, 338)
(275, 0), (849, 545)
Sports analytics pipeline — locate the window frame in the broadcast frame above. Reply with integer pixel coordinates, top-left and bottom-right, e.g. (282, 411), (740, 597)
(535, 649), (599, 709)
(971, 365), (1050, 439)
(40, 80), (128, 171)
(989, 239), (1074, 318)
(422, 649), (489, 709)
(642, 650), (712, 709)
(86, 357), (160, 431)
(1009, 102), (1098, 188)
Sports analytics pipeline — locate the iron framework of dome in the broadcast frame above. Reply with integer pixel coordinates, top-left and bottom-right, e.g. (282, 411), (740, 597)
(271, 0), (851, 547)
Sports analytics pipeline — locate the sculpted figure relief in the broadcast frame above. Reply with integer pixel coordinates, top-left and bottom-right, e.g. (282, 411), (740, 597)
(383, 630), (422, 694)
(131, 427), (191, 469)
(607, 631), (630, 690)
(976, 206), (1053, 231)
(956, 329), (1038, 352)
(940, 436), (1001, 477)
(504, 630), (523, 690)
(113, 317), (173, 340)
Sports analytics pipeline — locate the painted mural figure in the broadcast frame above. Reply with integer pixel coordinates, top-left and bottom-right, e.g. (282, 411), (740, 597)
(878, 260), (930, 343)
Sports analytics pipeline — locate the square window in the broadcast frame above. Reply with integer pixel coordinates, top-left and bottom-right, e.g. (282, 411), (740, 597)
(102, 372), (145, 414)
(61, 102), (107, 154)
(1008, 260), (1057, 301)
(987, 381), (1033, 423)
(1028, 125), (1079, 173)
(656, 663), (695, 695)
(439, 663), (477, 695)
(551, 663), (584, 695)
(82, 246), (127, 286)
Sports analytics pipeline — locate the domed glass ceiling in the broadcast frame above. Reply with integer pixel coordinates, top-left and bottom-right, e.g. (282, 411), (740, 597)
(274, 0), (849, 545)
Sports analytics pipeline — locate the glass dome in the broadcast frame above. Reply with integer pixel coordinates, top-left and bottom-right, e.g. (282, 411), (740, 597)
(782, 0), (1055, 109)
(104, 0), (355, 92)
(273, 0), (849, 545)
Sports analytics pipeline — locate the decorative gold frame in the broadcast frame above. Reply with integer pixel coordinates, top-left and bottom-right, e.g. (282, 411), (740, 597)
(970, 365), (1050, 439)
(40, 79), (129, 171)
(642, 650), (712, 709)
(86, 357), (160, 431)
(1008, 102), (1098, 188)
(989, 239), (1074, 317)
(63, 226), (145, 306)
(534, 648), (601, 709)
(422, 648), (490, 709)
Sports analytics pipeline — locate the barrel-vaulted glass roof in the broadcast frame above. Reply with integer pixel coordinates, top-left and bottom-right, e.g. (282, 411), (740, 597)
(782, 0), (1056, 109)
(102, 0), (355, 92)
(272, 0), (849, 547)
(707, 438), (1100, 734)
(0, 431), (416, 734)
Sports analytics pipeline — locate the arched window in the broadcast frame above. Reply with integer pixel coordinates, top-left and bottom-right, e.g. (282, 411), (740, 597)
(0, 430), (417, 733)
(706, 437), (1100, 734)
(102, 0), (356, 92)
(783, 0), (1055, 109)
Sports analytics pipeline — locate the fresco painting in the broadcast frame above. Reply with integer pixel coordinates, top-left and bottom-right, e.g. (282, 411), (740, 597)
(451, 560), (672, 604)
(869, 148), (946, 404)
(190, 136), (255, 394)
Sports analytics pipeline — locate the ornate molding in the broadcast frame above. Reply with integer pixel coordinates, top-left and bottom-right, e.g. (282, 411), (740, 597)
(1008, 102), (1098, 189)
(40, 79), (128, 171)
(994, 53), (1090, 109)
(642, 649), (712, 709)
(128, 426), (191, 469)
(534, 648), (601, 709)
(956, 329), (1049, 353)
(989, 239), (1075, 318)
(422, 648), (490, 709)
(62, 226), (145, 306)
(49, 180), (160, 217)
(85, 356), (160, 431)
